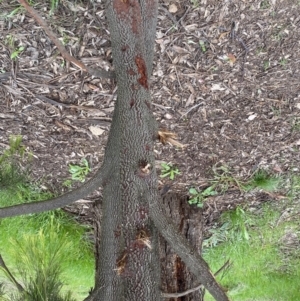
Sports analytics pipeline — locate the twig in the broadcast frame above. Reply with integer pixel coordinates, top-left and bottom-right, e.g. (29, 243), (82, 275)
(162, 283), (203, 298)
(179, 102), (204, 119)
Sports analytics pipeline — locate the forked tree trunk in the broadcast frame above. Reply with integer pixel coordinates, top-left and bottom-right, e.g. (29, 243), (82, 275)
(91, 193), (205, 301)
(160, 194), (204, 301)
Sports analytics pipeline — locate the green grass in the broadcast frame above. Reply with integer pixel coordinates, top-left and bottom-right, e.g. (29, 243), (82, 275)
(0, 137), (94, 300)
(203, 204), (300, 301)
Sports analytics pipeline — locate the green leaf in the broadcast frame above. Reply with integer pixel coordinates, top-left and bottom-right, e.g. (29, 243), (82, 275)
(161, 163), (170, 170)
(202, 186), (217, 196)
(189, 188), (198, 195)
(160, 173), (170, 178)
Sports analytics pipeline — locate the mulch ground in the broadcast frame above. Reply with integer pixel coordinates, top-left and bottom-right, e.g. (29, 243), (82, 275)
(1, 0), (300, 226)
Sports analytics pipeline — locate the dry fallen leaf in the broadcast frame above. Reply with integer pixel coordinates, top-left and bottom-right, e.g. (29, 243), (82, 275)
(227, 53), (236, 64)
(158, 130), (185, 148)
(89, 126), (105, 136)
(169, 3), (178, 13)
(211, 83), (225, 91)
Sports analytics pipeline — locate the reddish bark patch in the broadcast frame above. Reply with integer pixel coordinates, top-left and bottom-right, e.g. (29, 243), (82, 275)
(135, 56), (148, 89)
(113, 0), (142, 34)
(113, 0), (130, 16)
(175, 256), (185, 290)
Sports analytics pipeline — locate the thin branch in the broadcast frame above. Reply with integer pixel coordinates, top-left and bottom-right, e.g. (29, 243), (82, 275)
(162, 283), (202, 298)
(0, 167), (106, 218)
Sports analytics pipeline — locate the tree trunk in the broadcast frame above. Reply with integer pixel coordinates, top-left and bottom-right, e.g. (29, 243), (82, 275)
(160, 193), (204, 301)
(84, 0), (161, 300)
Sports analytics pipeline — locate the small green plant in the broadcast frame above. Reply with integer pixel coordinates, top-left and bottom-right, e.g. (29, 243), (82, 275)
(279, 58), (287, 67)
(188, 186), (217, 208)
(0, 135), (31, 190)
(190, 0), (199, 8)
(263, 60), (270, 70)
(222, 206), (251, 241)
(247, 169), (280, 192)
(2, 6), (24, 19)
(211, 165), (243, 192)
(68, 158), (90, 182)
(260, 0), (270, 9)
(199, 40), (206, 52)
(160, 163), (180, 180)
(0, 224), (76, 301)
(291, 117), (300, 132)
(5, 34), (25, 60)
(10, 46), (24, 60)
(50, 0), (59, 14)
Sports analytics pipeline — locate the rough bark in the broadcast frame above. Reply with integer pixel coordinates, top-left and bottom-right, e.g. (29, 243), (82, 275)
(160, 194), (204, 301)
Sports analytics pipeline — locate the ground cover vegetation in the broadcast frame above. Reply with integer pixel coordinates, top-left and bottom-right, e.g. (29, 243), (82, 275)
(0, 137), (94, 300)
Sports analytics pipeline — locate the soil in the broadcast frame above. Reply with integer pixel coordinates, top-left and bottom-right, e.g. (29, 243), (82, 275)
(1, 0), (300, 226)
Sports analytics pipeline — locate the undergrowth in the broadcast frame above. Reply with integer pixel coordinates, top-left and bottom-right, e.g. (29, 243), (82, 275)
(203, 202), (300, 301)
(0, 136), (94, 300)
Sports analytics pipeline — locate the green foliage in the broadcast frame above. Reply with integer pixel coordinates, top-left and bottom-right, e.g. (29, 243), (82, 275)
(222, 207), (251, 241)
(190, 0), (199, 8)
(199, 40), (207, 52)
(0, 135), (31, 190)
(160, 163), (180, 180)
(4, 35), (25, 60)
(10, 46), (25, 60)
(211, 165), (243, 192)
(0, 137), (94, 300)
(247, 169), (281, 192)
(0, 224), (76, 301)
(203, 206), (251, 249)
(204, 204), (300, 301)
(263, 60), (270, 70)
(50, 0), (59, 14)
(188, 186), (217, 208)
(68, 158), (90, 182)
(260, 0), (270, 9)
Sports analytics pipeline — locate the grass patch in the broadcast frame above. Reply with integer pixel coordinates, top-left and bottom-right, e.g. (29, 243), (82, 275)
(203, 203), (300, 301)
(0, 136), (94, 300)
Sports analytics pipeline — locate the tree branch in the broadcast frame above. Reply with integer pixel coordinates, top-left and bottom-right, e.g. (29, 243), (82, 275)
(149, 199), (230, 301)
(0, 167), (106, 218)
